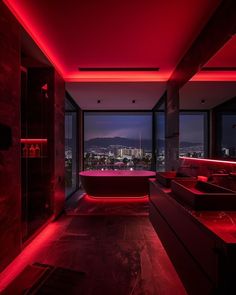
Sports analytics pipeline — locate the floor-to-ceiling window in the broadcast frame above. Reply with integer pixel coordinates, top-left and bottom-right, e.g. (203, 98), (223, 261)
(65, 98), (78, 196)
(179, 111), (208, 158)
(218, 112), (236, 159)
(83, 110), (208, 172)
(84, 112), (152, 170)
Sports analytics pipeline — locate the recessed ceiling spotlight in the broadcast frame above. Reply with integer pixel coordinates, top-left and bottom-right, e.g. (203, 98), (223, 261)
(132, 100), (136, 103)
(201, 99), (206, 104)
(97, 99), (101, 104)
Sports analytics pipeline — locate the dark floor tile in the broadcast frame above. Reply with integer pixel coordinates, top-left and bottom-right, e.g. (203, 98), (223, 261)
(0, 197), (187, 295)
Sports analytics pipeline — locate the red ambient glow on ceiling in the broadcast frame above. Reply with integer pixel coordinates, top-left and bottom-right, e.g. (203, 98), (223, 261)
(191, 71), (236, 81)
(3, 0), (222, 82)
(3, 0), (64, 76)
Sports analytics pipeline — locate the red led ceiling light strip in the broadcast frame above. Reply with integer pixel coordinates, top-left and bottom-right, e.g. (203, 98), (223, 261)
(65, 71), (169, 82)
(180, 156), (236, 165)
(190, 71), (236, 81)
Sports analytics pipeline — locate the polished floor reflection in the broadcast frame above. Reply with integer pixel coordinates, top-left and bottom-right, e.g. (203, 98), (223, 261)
(0, 193), (187, 295)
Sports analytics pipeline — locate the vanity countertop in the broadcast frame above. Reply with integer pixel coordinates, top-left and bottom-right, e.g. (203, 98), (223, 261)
(149, 179), (236, 245)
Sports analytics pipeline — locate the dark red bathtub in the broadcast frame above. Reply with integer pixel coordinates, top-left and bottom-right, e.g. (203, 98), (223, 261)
(80, 170), (156, 197)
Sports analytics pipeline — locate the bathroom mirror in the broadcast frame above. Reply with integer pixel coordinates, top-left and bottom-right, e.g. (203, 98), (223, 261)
(179, 35), (236, 161)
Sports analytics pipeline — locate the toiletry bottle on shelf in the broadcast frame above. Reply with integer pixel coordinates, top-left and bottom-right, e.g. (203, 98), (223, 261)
(29, 144), (36, 158)
(23, 144), (29, 158)
(35, 144), (40, 157)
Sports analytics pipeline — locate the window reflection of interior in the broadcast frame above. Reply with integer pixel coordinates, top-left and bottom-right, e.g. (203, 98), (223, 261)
(155, 111), (208, 171)
(179, 112), (208, 159)
(220, 113), (236, 159)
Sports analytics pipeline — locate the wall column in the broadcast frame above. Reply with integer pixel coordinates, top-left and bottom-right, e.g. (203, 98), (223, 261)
(53, 71), (65, 216)
(165, 83), (179, 171)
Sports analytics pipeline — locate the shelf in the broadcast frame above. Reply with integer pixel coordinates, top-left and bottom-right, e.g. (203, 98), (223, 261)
(21, 138), (47, 144)
(21, 139), (48, 158)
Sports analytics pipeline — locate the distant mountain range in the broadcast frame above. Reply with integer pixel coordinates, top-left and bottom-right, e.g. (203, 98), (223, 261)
(83, 137), (201, 150)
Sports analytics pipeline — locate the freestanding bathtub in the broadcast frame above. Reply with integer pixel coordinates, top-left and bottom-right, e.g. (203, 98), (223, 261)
(80, 170), (156, 197)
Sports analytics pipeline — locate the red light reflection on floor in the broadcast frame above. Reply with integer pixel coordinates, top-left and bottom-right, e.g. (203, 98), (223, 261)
(0, 220), (57, 292)
(84, 194), (149, 203)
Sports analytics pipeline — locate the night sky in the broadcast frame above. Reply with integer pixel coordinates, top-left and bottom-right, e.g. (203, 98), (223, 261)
(84, 112), (205, 144)
(66, 112), (235, 148)
(84, 113), (152, 140)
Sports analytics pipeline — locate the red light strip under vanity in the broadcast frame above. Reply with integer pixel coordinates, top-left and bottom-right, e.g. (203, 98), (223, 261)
(180, 156), (236, 165)
(21, 139), (47, 144)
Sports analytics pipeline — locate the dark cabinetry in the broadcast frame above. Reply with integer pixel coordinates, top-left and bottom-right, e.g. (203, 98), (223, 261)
(149, 180), (236, 295)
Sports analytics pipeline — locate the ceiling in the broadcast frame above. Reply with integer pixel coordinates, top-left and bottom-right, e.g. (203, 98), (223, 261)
(180, 81), (236, 110)
(205, 35), (236, 68)
(5, 0), (236, 110)
(192, 35), (236, 82)
(4, 0), (220, 82)
(67, 82), (166, 110)
(181, 36), (236, 110)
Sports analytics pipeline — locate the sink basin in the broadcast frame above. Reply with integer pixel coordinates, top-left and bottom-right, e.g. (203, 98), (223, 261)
(156, 171), (193, 187)
(171, 179), (236, 210)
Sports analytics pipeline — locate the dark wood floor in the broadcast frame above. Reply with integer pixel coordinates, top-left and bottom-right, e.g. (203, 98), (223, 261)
(0, 193), (187, 295)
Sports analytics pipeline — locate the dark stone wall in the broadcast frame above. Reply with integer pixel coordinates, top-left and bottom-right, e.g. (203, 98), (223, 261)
(0, 3), (66, 271)
(53, 71), (65, 216)
(165, 83), (179, 171)
(0, 2), (21, 271)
